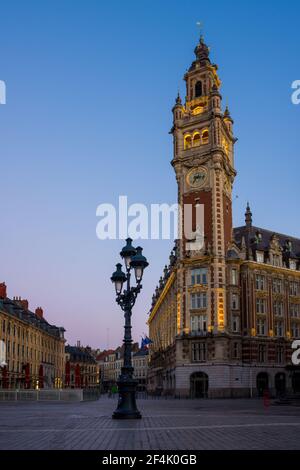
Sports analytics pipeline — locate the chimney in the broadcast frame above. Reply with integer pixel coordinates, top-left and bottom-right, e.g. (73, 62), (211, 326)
(77, 340), (81, 348)
(20, 299), (29, 310)
(13, 296), (29, 310)
(18, 297), (29, 310)
(35, 307), (44, 319)
(0, 283), (7, 299)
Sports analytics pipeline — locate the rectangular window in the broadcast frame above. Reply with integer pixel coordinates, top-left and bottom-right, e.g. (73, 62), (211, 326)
(231, 293), (239, 310)
(291, 322), (300, 338)
(272, 278), (282, 294)
(256, 298), (266, 314)
(290, 304), (300, 318)
(192, 342), (207, 361)
(290, 282), (300, 296)
(257, 318), (266, 336)
(258, 344), (266, 363)
(231, 268), (238, 285)
(191, 268), (208, 286)
(273, 301), (283, 316)
(190, 292), (207, 309)
(276, 346), (284, 364)
(190, 315), (207, 333)
(274, 321), (284, 337)
(255, 275), (265, 291)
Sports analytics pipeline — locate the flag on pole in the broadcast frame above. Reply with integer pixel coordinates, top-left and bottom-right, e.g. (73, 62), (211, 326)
(141, 336), (153, 349)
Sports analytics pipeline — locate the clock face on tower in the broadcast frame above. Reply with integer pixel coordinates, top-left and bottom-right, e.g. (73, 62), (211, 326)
(186, 167), (207, 189)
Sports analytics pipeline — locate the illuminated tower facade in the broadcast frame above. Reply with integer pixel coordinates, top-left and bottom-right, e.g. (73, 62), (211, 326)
(171, 36), (236, 337)
(148, 36), (299, 398)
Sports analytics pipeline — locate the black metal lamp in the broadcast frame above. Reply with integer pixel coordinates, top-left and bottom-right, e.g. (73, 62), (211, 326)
(130, 246), (149, 283)
(120, 237), (137, 271)
(111, 263), (127, 295)
(110, 240), (149, 419)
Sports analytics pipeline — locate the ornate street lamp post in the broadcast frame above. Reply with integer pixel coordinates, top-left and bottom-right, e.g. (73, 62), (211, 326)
(111, 238), (149, 419)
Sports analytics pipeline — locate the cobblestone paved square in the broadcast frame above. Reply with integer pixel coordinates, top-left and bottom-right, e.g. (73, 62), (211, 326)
(1, 397), (300, 450)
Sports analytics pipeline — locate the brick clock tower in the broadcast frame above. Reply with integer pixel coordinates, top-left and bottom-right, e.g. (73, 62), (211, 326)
(148, 36), (300, 398)
(171, 36), (236, 337)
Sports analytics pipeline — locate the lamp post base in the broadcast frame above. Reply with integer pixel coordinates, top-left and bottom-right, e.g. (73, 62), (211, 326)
(112, 377), (142, 419)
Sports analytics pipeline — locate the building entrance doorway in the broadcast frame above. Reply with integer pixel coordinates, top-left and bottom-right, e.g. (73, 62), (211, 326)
(256, 372), (269, 396)
(292, 371), (300, 394)
(190, 372), (208, 398)
(275, 372), (286, 396)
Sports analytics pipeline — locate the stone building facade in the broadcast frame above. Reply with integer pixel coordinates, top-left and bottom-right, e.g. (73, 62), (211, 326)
(147, 36), (300, 398)
(0, 282), (65, 389)
(132, 348), (149, 392)
(65, 343), (99, 388)
(97, 343), (146, 392)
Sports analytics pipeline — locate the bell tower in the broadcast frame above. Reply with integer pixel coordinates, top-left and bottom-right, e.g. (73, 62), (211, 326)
(171, 36), (237, 333)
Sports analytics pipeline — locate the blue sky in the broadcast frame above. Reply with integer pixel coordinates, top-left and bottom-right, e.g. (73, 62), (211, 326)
(0, 0), (299, 349)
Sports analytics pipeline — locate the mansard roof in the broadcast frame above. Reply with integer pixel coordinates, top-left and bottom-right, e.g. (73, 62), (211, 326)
(234, 225), (300, 258)
(65, 345), (96, 364)
(0, 297), (65, 339)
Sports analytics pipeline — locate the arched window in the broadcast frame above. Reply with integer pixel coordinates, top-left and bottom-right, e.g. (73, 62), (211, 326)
(184, 134), (192, 150)
(202, 129), (209, 145)
(195, 81), (203, 98)
(193, 132), (201, 147)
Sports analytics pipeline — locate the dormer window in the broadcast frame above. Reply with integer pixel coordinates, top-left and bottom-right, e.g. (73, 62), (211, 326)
(290, 260), (297, 270)
(195, 81), (203, 98)
(286, 240), (292, 252)
(255, 231), (262, 243)
(256, 251), (264, 263)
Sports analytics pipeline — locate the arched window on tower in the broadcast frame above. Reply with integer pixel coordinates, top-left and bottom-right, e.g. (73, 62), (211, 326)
(184, 134), (192, 150)
(202, 129), (209, 145)
(195, 81), (203, 98)
(193, 132), (201, 147)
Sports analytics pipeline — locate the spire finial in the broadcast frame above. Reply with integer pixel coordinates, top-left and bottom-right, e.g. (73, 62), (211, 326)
(245, 202), (252, 227)
(196, 21), (204, 40)
(194, 27), (210, 62)
(175, 91), (182, 105)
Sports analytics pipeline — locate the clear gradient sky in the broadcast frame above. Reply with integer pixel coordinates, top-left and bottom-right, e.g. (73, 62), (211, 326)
(0, 0), (299, 350)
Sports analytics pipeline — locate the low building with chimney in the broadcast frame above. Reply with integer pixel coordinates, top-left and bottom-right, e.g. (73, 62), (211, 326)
(65, 342), (99, 388)
(0, 282), (65, 389)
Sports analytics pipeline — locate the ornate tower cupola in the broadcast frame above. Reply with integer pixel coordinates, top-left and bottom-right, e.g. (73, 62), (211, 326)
(193, 36), (211, 65)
